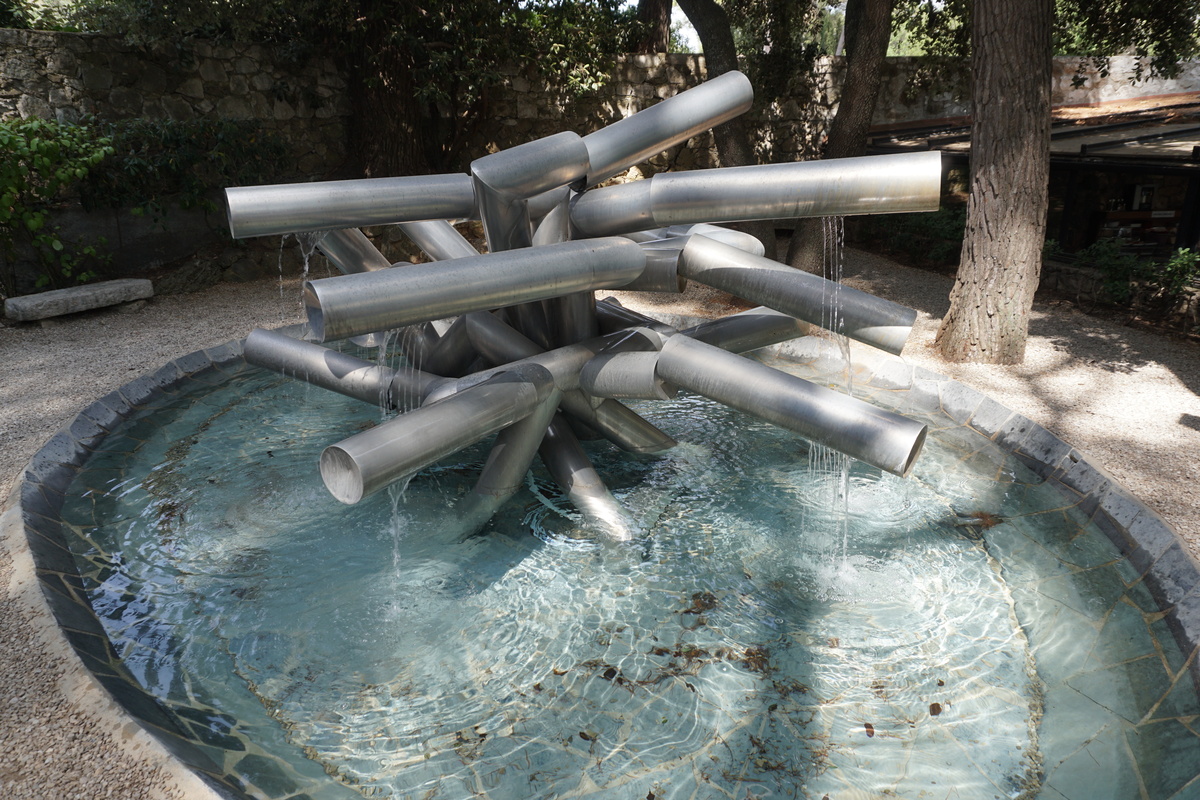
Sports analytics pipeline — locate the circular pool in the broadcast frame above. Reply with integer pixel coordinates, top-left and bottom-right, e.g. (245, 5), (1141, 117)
(16, 333), (1200, 799)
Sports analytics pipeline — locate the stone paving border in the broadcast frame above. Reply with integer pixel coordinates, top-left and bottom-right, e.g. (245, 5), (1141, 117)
(8, 328), (1200, 798)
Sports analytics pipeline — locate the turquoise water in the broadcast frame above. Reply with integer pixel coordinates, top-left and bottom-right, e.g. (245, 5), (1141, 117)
(59, 359), (1200, 799)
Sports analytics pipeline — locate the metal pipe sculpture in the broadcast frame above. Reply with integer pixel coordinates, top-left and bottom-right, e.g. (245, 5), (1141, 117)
(225, 69), (942, 538)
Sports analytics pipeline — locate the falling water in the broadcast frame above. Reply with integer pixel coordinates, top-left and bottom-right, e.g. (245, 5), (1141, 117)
(806, 216), (854, 566)
(276, 231), (329, 330)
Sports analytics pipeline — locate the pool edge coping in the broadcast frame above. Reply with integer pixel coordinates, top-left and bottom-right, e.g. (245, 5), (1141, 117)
(7, 325), (1200, 799)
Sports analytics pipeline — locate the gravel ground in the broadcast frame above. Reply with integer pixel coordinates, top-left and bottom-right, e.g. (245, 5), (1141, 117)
(1, 248), (1197, 796)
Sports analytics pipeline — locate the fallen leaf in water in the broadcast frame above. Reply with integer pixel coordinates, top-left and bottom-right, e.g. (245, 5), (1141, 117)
(579, 731), (593, 741)
(864, 722), (875, 737)
(930, 702), (943, 716)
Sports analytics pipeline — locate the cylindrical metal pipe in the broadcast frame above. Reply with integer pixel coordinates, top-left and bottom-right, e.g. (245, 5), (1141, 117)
(304, 238), (646, 342)
(462, 311), (676, 453)
(454, 386), (564, 533)
(539, 416), (637, 541)
(225, 174), (477, 238)
(580, 351), (676, 401)
(655, 335), (926, 477)
(243, 328), (446, 409)
(423, 315), (478, 377)
(570, 151), (944, 237)
(667, 224), (766, 256)
(594, 299), (810, 354)
(397, 220), (480, 261)
(581, 70), (753, 187)
(316, 228), (393, 273)
(320, 365), (555, 504)
(680, 306), (811, 352)
(626, 237), (688, 292)
(677, 234), (917, 355)
(472, 131), (591, 199)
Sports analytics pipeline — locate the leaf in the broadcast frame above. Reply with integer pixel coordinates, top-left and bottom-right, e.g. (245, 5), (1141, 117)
(864, 722), (875, 737)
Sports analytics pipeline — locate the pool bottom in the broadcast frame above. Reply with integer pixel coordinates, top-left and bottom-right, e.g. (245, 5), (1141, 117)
(16, 335), (1200, 800)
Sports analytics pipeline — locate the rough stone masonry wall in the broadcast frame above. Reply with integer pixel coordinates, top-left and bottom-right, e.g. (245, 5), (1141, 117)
(1, 28), (353, 293)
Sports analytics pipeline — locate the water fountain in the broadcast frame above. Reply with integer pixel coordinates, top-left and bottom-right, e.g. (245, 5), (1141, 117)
(223, 70), (937, 533)
(11, 70), (1200, 799)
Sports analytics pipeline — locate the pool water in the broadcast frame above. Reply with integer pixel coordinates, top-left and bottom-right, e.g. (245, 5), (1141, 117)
(58, 354), (1200, 799)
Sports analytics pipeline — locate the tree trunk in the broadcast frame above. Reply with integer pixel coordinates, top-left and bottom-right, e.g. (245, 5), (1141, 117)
(635, 0), (672, 53)
(675, 0), (776, 257)
(786, 0), (895, 273)
(934, 0), (1051, 363)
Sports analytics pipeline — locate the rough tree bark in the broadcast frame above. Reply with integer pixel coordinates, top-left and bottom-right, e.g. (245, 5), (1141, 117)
(675, 0), (777, 257)
(786, 0), (895, 273)
(635, 0), (673, 53)
(934, 0), (1051, 363)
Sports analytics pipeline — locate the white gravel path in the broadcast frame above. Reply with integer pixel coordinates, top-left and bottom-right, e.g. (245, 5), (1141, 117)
(1, 248), (1197, 796)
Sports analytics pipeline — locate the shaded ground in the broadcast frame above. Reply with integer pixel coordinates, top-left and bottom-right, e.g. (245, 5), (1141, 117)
(1, 247), (1198, 797)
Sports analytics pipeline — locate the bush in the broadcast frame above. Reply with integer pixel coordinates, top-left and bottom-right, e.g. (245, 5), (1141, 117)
(849, 204), (966, 269)
(0, 118), (114, 293)
(80, 117), (289, 220)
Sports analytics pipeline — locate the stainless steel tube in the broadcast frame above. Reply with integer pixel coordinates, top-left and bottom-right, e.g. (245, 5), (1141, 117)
(667, 224), (766, 256)
(397, 220), (480, 261)
(225, 174), (477, 238)
(471, 131), (591, 199)
(243, 328), (445, 409)
(594, 299), (810, 354)
(570, 151), (943, 237)
(581, 70), (753, 187)
(316, 228), (392, 273)
(462, 311), (676, 453)
(580, 351), (676, 401)
(681, 306), (811, 352)
(304, 238), (646, 342)
(320, 365), (555, 504)
(677, 234), (917, 355)
(539, 416), (636, 541)
(654, 335), (926, 477)
(626, 237), (687, 293)
(454, 386), (563, 533)
(423, 315), (478, 377)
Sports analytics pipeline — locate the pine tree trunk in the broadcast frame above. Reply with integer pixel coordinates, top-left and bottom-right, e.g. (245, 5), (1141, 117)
(934, 0), (1051, 363)
(786, 0), (895, 274)
(675, 0), (776, 257)
(635, 0), (672, 53)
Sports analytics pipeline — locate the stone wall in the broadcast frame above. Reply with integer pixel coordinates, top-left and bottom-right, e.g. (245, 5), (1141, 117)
(0, 28), (351, 177)
(1, 28), (354, 294)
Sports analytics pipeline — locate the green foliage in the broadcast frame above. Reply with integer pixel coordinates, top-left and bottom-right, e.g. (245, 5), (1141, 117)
(65, 0), (635, 173)
(79, 117), (289, 218)
(726, 0), (823, 97)
(1073, 238), (1143, 302)
(1072, 241), (1199, 308)
(0, 118), (114, 293)
(1157, 248), (1200, 300)
(853, 204), (967, 268)
(894, 0), (1200, 77)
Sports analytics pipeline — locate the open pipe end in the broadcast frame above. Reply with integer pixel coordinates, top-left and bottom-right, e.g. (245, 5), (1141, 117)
(320, 445), (365, 505)
(302, 282), (326, 342)
(898, 425), (928, 478)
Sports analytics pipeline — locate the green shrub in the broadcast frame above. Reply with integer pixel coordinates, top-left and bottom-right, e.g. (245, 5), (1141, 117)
(851, 204), (966, 268)
(0, 118), (114, 293)
(80, 117), (289, 220)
